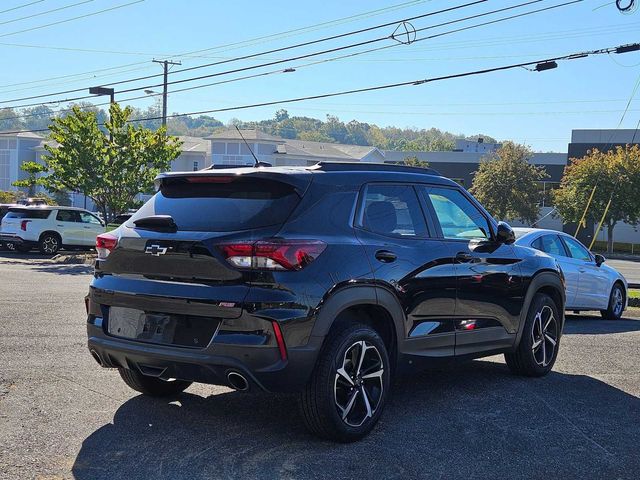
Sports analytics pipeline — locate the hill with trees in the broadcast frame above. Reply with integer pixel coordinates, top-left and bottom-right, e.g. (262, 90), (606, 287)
(1, 103), (496, 152)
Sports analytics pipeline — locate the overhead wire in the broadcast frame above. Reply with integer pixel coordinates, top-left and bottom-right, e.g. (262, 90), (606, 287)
(1, 0), (580, 111)
(0, 43), (630, 135)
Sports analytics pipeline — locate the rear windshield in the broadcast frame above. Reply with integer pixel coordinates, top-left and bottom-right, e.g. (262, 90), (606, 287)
(5, 209), (51, 219)
(128, 176), (301, 232)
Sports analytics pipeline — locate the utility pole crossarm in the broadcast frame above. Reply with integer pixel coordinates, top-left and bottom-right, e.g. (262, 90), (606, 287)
(152, 59), (181, 127)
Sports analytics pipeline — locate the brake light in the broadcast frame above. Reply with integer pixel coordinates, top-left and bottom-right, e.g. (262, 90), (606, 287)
(218, 240), (326, 271)
(185, 176), (235, 183)
(96, 233), (118, 260)
(20, 220), (30, 231)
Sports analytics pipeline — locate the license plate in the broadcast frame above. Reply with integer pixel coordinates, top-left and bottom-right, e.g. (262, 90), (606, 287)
(106, 306), (219, 348)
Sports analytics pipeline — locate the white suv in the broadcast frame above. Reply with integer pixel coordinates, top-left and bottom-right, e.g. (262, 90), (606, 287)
(0, 206), (105, 254)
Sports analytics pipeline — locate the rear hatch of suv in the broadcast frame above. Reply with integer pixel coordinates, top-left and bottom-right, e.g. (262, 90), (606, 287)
(91, 169), (312, 348)
(1, 207), (51, 238)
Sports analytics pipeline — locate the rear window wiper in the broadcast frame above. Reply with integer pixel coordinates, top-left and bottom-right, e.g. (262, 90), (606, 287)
(133, 215), (177, 233)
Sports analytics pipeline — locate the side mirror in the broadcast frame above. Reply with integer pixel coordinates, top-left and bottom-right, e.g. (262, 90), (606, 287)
(496, 221), (515, 245)
(594, 253), (605, 266)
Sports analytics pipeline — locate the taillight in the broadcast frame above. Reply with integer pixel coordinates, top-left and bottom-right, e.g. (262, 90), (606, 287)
(96, 233), (118, 260)
(218, 239), (326, 271)
(20, 220), (30, 231)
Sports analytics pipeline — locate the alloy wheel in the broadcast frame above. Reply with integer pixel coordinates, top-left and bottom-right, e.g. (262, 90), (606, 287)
(42, 236), (59, 254)
(334, 340), (384, 427)
(613, 287), (624, 317)
(531, 305), (558, 367)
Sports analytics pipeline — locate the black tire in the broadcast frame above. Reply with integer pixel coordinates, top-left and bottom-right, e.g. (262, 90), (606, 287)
(505, 293), (561, 377)
(118, 367), (192, 397)
(600, 283), (625, 320)
(16, 244), (31, 253)
(300, 323), (391, 442)
(38, 233), (60, 255)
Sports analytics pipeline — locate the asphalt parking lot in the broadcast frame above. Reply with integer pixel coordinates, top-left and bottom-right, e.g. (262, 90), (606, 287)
(1, 252), (639, 480)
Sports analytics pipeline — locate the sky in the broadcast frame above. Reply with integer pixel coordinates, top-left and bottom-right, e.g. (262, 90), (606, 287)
(0, 0), (639, 152)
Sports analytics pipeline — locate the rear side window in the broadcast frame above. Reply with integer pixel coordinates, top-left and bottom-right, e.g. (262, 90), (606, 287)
(360, 184), (428, 238)
(129, 176), (301, 232)
(5, 209), (51, 220)
(423, 187), (490, 240)
(562, 236), (591, 261)
(56, 210), (81, 222)
(532, 235), (567, 256)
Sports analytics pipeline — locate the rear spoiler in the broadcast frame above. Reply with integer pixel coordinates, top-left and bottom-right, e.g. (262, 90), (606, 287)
(154, 169), (312, 196)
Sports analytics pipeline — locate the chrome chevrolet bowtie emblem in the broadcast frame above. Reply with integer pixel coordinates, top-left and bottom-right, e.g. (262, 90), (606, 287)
(145, 244), (168, 256)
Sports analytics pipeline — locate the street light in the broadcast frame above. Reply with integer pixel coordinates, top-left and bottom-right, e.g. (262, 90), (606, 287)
(88, 86), (115, 104)
(88, 86), (115, 141)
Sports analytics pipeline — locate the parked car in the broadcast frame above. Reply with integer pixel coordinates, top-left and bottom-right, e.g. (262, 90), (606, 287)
(0, 204), (19, 250)
(514, 228), (628, 319)
(86, 163), (565, 442)
(16, 197), (48, 206)
(0, 206), (105, 254)
(110, 213), (132, 226)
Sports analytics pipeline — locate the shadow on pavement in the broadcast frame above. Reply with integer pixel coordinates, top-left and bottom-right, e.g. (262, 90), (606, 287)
(564, 315), (640, 335)
(31, 264), (93, 276)
(72, 360), (640, 480)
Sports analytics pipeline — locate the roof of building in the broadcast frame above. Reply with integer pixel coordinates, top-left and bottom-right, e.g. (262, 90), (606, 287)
(178, 136), (211, 154)
(276, 139), (379, 160)
(204, 128), (285, 143)
(0, 131), (43, 139)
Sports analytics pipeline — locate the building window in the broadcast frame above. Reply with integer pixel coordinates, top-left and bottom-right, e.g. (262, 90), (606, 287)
(537, 181), (560, 207)
(0, 150), (10, 191)
(193, 161), (199, 171)
(212, 143), (225, 155)
(226, 142), (240, 154)
(257, 143), (275, 155)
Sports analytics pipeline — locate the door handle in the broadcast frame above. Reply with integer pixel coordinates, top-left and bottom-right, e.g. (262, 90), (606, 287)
(579, 268), (586, 273)
(375, 250), (397, 263)
(455, 251), (473, 262)
(83, 226), (92, 229)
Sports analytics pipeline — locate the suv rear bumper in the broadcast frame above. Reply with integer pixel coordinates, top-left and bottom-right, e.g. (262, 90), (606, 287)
(87, 323), (322, 393)
(0, 233), (28, 245)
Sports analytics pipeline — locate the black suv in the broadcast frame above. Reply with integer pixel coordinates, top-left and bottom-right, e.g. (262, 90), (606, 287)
(86, 162), (565, 442)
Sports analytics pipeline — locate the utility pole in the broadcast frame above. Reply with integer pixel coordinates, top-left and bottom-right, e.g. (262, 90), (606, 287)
(152, 59), (181, 128)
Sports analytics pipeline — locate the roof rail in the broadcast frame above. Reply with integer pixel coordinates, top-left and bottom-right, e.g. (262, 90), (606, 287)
(308, 161), (440, 176)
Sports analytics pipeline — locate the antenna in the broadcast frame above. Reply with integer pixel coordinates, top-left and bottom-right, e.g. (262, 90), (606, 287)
(235, 126), (260, 167)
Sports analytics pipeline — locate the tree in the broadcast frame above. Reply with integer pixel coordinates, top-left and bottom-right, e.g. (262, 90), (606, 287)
(42, 104), (182, 221)
(0, 191), (18, 203)
(403, 156), (430, 168)
(0, 108), (23, 132)
(470, 141), (548, 224)
(554, 145), (640, 253)
(12, 161), (48, 196)
(274, 109), (289, 122)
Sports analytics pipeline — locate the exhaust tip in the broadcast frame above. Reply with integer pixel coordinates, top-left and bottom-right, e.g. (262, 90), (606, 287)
(227, 371), (249, 391)
(90, 349), (104, 367)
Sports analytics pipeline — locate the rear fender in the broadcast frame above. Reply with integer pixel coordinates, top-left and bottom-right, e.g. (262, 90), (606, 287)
(310, 284), (405, 353)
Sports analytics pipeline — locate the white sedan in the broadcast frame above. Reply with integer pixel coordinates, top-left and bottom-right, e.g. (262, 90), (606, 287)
(514, 228), (628, 319)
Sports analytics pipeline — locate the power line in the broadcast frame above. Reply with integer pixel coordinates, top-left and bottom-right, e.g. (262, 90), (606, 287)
(0, 1), (45, 15)
(1, 0), (575, 110)
(1, 43), (632, 135)
(0, 0), (489, 104)
(0, 0), (95, 27)
(0, 0), (589, 116)
(0, 0), (432, 91)
(0, 0), (144, 39)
